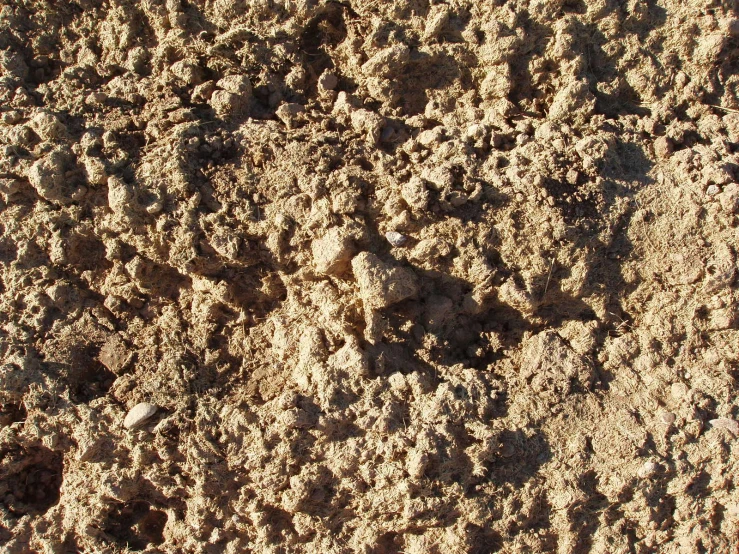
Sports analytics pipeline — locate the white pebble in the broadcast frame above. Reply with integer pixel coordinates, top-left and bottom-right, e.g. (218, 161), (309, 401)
(385, 231), (408, 247)
(709, 417), (739, 437)
(123, 402), (158, 429)
(637, 460), (661, 479)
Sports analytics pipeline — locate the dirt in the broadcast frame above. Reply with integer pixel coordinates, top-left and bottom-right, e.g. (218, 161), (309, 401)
(1, 0), (739, 552)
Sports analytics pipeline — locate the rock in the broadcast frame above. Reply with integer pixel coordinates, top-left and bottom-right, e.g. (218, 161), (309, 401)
(318, 71), (338, 92)
(217, 74), (252, 95)
(637, 460), (661, 479)
(312, 228), (355, 276)
(385, 231), (407, 247)
(211, 90), (247, 117)
(654, 136), (673, 159)
(423, 5), (449, 41)
(352, 252), (417, 309)
(718, 183), (739, 213)
(170, 59), (204, 85)
(123, 402), (158, 429)
(27, 148), (75, 205)
(29, 111), (66, 140)
(709, 417), (739, 437)
(401, 177), (430, 211)
(660, 412), (676, 425)
(275, 103), (305, 129)
(361, 44), (410, 77)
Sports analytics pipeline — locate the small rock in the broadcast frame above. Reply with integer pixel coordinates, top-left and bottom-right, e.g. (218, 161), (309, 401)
(718, 183), (739, 213)
(211, 90), (247, 117)
(670, 382), (689, 400)
(123, 402), (158, 429)
(312, 228), (355, 276)
(146, 200), (164, 215)
(350, 109), (385, 144)
(217, 74), (252, 95)
(423, 5), (449, 41)
(192, 81), (216, 103)
(352, 252), (418, 309)
(660, 412), (676, 425)
(170, 59), (204, 86)
(361, 44), (410, 78)
(154, 416), (175, 434)
(637, 460), (661, 479)
(709, 417), (739, 437)
(385, 231), (407, 247)
(275, 103), (305, 129)
(30, 111), (66, 140)
(318, 71), (338, 92)
(654, 136), (673, 159)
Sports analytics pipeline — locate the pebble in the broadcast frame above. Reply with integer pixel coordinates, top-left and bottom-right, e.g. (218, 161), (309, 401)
(637, 460), (661, 479)
(318, 71), (338, 92)
(123, 402), (158, 429)
(385, 231), (408, 247)
(709, 417), (739, 437)
(660, 412), (676, 425)
(670, 382), (688, 400)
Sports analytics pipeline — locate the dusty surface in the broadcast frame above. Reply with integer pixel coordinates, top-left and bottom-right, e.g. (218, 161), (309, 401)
(1, 0), (739, 552)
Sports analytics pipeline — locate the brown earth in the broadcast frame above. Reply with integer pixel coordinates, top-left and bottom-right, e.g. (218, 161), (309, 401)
(1, 0), (739, 552)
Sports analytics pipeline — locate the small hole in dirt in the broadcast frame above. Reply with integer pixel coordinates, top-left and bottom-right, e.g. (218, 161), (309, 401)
(373, 532), (400, 554)
(356, 158), (374, 171)
(0, 402), (26, 426)
(70, 359), (116, 404)
(0, 446), (63, 516)
(104, 500), (168, 551)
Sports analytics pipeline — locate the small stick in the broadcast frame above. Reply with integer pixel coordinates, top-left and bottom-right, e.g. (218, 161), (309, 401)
(708, 104), (739, 114)
(543, 257), (555, 297)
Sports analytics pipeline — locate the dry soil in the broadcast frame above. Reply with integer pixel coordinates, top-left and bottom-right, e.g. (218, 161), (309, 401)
(1, 0), (739, 553)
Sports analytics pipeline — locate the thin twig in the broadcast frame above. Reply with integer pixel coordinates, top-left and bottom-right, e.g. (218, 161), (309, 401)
(707, 104), (739, 114)
(543, 257), (555, 298)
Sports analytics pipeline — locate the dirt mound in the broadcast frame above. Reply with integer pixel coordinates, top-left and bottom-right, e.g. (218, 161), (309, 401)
(1, 0), (739, 552)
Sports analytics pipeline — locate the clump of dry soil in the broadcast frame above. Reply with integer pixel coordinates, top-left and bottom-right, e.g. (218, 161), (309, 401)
(1, 0), (739, 552)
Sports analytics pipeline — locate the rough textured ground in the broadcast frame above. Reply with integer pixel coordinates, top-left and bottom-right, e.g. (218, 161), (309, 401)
(1, 0), (739, 552)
